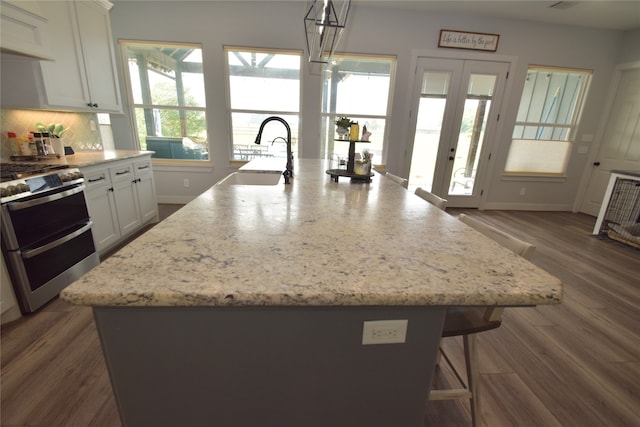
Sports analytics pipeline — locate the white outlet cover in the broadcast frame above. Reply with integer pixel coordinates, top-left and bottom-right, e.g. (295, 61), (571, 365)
(362, 319), (408, 345)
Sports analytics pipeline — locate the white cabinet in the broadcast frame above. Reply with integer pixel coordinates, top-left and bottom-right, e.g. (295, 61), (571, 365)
(82, 156), (159, 255)
(0, 0), (121, 112)
(0, 0), (53, 59)
(84, 167), (120, 253)
(134, 158), (159, 225)
(1, 253), (21, 324)
(109, 162), (143, 237)
(41, 0), (121, 112)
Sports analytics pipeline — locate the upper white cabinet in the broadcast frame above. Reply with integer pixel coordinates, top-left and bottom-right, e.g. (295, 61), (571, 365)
(0, 0), (122, 112)
(41, 0), (121, 112)
(0, 0), (53, 59)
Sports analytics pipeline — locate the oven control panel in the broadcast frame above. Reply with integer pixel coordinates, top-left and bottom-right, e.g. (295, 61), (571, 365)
(0, 169), (84, 202)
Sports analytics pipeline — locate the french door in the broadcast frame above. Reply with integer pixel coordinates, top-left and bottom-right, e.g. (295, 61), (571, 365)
(407, 58), (508, 207)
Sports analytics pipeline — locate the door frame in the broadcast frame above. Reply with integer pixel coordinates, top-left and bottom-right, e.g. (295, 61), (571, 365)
(575, 60), (640, 214)
(400, 49), (518, 209)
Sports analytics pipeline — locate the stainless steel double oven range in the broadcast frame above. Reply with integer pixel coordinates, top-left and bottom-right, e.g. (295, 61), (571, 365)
(1, 163), (99, 313)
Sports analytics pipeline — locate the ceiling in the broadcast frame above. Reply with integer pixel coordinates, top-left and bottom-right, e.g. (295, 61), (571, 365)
(354, 1), (640, 31)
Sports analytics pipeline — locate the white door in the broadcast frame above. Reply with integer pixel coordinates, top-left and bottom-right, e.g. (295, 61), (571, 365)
(581, 66), (640, 216)
(407, 58), (508, 208)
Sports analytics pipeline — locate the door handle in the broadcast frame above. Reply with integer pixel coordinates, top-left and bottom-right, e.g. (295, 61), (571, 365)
(593, 162), (601, 166)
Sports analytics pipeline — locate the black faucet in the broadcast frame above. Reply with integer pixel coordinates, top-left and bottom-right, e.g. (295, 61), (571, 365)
(254, 116), (293, 183)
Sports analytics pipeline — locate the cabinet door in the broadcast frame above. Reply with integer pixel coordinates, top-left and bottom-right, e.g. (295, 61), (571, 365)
(112, 178), (142, 237)
(38, 0), (91, 109)
(86, 185), (120, 254)
(110, 163), (142, 237)
(133, 158), (159, 225)
(136, 173), (159, 225)
(75, 1), (121, 112)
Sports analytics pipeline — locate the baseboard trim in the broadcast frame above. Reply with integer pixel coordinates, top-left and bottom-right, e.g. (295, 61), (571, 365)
(157, 195), (196, 204)
(482, 202), (574, 211)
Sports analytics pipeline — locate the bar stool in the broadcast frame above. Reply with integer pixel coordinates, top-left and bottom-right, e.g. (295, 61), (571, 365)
(428, 213), (536, 426)
(385, 172), (408, 188)
(415, 187), (447, 210)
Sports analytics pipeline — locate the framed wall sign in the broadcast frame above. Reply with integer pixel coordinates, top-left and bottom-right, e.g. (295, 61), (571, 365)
(438, 30), (500, 52)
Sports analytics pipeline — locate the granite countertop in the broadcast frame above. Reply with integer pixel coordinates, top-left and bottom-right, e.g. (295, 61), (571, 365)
(61, 159), (563, 308)
(65, 150), (154, 168)
(4, 150), (152, 168)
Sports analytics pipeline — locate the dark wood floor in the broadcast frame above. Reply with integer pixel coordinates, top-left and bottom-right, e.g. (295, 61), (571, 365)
(1, 208), (639, 426)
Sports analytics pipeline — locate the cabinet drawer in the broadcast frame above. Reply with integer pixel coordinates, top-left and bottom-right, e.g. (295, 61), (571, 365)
(109, 164), (134, 182)
(83, 168), (110, 190)
(134, 159), (153, 176)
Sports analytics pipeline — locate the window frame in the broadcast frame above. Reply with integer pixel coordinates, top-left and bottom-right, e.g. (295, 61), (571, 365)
(224, 45), (303, 163)
(319, 53), (397, 166)
(119, 40), (211, 166)
(505, 65), (592, 176)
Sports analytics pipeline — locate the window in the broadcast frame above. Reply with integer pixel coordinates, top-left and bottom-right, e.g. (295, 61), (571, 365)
(225, 47), (301, 161)
(505, 66), (591, 175)
(121, 41), (209, 162)
(321, 54), (396, 166)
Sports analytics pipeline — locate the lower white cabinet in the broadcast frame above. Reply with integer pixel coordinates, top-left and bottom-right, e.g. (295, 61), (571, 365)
(1, 253), (21, 324)
(85, 168), (120, 253)
(134, 159), (159, 224)
(83, 156), (158, 255)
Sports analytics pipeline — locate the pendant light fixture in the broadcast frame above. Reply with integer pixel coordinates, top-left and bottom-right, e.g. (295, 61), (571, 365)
(303, 0), (351, 64)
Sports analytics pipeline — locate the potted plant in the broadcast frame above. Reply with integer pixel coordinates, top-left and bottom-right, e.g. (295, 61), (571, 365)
(36, 122), (68, 156)
(335, 117), (351, 140)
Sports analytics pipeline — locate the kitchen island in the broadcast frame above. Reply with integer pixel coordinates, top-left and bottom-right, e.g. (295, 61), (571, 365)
(61, 159), (562, 426)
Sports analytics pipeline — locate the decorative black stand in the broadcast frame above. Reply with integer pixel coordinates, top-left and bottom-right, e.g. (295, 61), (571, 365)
(326, 140), (374, 183)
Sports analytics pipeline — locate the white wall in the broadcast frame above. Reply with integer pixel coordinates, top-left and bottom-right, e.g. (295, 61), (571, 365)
(108, 1), (634, 208)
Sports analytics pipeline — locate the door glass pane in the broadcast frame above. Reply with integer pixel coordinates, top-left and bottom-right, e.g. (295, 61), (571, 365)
(408, 71), (450, 191)
(448, 73), (496, 196)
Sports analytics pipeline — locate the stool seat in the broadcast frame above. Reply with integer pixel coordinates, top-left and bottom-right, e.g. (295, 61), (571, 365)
(442, 307), (502, 337)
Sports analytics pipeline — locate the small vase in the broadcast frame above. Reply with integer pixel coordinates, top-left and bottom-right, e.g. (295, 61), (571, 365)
(336, 126), (349, 140)
(52, 137), (65, 157)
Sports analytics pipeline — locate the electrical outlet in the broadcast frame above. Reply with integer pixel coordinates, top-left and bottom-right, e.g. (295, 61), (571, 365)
(520, 187), (526, 196)
(183, 179), (190, 187)
(362, 320), (408, 345)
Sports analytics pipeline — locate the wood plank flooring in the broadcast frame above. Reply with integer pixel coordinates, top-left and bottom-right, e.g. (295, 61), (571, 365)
(1, 209), (639, 426)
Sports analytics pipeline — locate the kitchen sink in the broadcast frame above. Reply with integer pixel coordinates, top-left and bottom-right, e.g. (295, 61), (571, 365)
(216, 171), (283, 186)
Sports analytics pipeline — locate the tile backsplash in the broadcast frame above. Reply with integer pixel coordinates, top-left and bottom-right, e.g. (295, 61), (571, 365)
(1, 109), (103, 159)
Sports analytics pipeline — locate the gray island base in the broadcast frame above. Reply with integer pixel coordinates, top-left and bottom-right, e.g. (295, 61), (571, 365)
(63, 159), (562, 426)
(95, 306), (445, 426)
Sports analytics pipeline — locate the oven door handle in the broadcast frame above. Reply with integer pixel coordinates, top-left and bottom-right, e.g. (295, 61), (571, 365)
(21, 221), (93, 259)
(7, 184), (86, 211)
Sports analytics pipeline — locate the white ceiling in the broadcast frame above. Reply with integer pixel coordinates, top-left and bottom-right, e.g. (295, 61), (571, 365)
(354, 1), (640, 31)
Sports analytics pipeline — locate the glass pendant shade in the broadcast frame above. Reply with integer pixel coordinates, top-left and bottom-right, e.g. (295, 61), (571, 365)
(304, 0), (351, 64)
